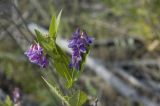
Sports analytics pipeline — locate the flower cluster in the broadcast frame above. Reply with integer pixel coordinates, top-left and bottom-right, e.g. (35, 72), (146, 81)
(68, 28), (94, 70)
(25, 43), (48, 68)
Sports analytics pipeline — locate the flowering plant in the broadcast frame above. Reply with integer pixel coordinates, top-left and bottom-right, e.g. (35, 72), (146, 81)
(24, 10), (94, 106)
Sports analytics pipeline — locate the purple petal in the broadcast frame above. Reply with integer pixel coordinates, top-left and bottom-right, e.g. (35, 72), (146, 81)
(79, 44), (86, 53)
(25, 43), (48, 68)
(86, 37), (94, 44)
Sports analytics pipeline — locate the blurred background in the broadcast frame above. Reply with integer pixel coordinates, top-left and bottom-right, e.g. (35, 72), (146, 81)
(0, 0), (160, 106)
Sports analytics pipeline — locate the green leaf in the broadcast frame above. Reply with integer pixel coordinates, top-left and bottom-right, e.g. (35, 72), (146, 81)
(35, 29), (56, 55)
(35, 29), (44, 42)
(69, 90), (88, 106)
(35, 29), (74, 87)
(56, 44), (70, 66)
(52, 60), (72, 88)
(49, 16), (56, 38)
(42, 77), (70, 106)
(54, 44), (73, 88)
(49, 10), (62, 39)
(2, 96), (13, 106)
(56, 9), (62, 33)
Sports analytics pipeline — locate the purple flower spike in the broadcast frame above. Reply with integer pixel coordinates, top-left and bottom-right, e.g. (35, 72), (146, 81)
(25, 43), (48, 68)
(68, 28), (94, 70)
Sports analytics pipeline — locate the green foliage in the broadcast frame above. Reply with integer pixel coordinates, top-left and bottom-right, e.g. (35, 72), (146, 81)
(35, 28), (73, 88)
(42, 77), (88, 106)
(49, 16), (56, 38)
(1, 96), (13, 106)
(35, 29), (55, 56)
(56, 9), (62, 33)
(42, 77), (70, 106)
(69, 90), (88, 106)
(55, 44), (73, 88)
(49, 9), (62, 39)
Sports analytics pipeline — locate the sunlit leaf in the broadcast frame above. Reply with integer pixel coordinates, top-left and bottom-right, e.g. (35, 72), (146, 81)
(49, 16), (56, 38)
(2, 96), (13, 106)
(56, 9), (62, 33)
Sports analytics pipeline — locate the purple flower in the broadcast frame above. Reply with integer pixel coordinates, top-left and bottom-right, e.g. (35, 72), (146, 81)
(25, 43), (48, 68)
(68, 28), (94, 70)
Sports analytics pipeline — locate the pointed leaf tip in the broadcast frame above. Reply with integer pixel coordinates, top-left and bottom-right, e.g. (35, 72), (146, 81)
(49, 15), (56, 38)
(56, 9), (62, 32)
